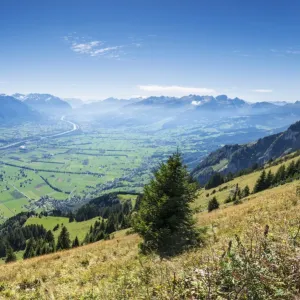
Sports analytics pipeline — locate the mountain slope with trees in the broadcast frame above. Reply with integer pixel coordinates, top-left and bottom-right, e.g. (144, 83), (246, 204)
(192, 120), (300, 184)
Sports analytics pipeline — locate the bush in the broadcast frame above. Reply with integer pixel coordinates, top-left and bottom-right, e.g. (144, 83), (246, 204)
(208, 197), (219, 212)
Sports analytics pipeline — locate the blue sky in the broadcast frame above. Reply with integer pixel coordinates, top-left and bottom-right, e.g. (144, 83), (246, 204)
(0, 0), (300, 102)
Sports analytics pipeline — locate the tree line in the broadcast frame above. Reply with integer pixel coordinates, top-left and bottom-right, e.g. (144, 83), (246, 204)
(206, 157), (300, 212)
(1, 193), (138, 263)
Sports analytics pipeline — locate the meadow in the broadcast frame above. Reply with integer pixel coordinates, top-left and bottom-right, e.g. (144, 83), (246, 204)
(0, 177), (299, 298)
(193, 152), (300, 210)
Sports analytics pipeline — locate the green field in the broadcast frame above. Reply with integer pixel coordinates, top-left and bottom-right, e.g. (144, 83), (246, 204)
(0, 117), (278, 222)
(25, 216), (100, 242)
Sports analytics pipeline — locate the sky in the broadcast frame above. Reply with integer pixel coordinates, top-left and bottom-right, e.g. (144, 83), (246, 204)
(0, 0), (300, 102)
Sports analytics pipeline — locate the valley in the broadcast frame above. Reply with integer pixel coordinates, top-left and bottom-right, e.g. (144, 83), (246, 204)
(0, 112), (286, 223)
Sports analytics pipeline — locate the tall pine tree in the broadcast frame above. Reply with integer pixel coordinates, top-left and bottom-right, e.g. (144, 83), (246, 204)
(133, 151), (201, 256)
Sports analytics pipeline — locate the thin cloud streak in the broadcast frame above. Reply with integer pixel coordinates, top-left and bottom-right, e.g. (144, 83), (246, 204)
(138, 85), (216, 97)
(252, 89), (273, 93)
(64, 34), (142, 60)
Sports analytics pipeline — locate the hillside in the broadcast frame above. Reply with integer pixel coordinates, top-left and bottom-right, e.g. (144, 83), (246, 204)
(0, 177), (299, 298)
(0, 96), (39, 124)
(192, 120), (300, 184)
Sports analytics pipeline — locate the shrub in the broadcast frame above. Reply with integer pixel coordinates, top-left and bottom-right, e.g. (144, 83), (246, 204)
(208, 197), (219, 212)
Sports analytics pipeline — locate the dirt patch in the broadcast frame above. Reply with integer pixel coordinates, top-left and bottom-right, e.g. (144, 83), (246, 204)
(35, 183), (46, 190)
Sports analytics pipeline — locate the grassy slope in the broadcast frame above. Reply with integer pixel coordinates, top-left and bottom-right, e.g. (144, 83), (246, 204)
(193, 152), (300, 210)
(25, 216), (100, 242)
(0, 178), (299, 299)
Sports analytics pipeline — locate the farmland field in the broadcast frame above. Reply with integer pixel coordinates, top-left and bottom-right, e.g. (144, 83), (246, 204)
(0, 116), (282, 222)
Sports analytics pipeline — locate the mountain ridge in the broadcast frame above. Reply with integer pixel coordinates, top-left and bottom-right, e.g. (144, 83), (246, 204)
(13, 93), (71, 115)
(192, 120), (300, 184)
(0, 95), (40, 123)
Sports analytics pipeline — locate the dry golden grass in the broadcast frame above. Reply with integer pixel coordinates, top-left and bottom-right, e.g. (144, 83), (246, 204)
(1, 181), (300, 299)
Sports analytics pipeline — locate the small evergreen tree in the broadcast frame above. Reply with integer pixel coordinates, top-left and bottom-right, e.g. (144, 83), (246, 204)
(242, 185), (250, 198)
(45, 230), (55, 252)
(224, 195), (232, 203)
(0, 240), (6, 257)
(253, 170), (267, 193)
(273, 165), (286, 184)
(23, 237), (36, 259)
(72, 236), (80, 248)
(133, 152), (201, 256)
(265, 170), (274, 188)
(208, 197), (219, 212)
(205, 173), (224, 190)
(56, 226), (71, 250)
(68, 213), (75, 223)
(5, 246), (17, 263)
(53, 224), (59, 231)
(287, 160), (296, 178)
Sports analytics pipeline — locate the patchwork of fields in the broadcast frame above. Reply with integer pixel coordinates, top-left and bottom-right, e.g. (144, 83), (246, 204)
(0, 117), (279, 222)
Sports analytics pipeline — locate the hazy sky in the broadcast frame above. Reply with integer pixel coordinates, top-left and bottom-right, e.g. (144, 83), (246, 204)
(0, 0), (300, 102)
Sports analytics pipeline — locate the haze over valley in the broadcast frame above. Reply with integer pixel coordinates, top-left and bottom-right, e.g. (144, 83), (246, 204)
(0, 92), (299, 221)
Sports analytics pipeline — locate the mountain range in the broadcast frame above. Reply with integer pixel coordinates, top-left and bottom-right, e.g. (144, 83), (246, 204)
(0, 95), (40, 123)
(2, 92), (300, 127)
(13, 93), (71, 114)
(192, 120), (300, 184)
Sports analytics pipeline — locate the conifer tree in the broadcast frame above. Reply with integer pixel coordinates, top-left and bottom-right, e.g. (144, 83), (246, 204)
(23, 237), (36, 259)
(133, 151), (200, 256)
(242, 185), (250, 198)
(0, 240), (6, 257)
(68, 212), (75, 223)
(287, 160), (296, 178)
(5, 246), (17, 263)
(205, 173), (224, 189)
(57, 226), (71, 250)
(45, 230), (55, 252)
(265, 170), (274, 188)
(253, 170), (267, 193)
(274, 165), (286, 184)
(224, 195), (232, 203)
(72, 236), (80, 248)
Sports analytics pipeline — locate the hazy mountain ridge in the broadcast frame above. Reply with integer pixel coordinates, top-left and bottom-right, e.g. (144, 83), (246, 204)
(0, 95), (40, 123)
(13, 93), (71, 115)
(192, 120), (300, 184)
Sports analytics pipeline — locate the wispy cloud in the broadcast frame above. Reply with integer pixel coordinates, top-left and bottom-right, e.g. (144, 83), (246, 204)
(138, 85), (216, 96)
(286, 49), (300, 55)
(64, 34), (141, 60)
(71, 41), (101, 54)
(252, 89), (273, 93)
(70, 40), (122, 58)
(270, 48), (300, 56)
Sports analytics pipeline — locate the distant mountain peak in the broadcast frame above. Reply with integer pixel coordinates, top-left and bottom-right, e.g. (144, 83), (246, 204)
(13, 93), (71, 115)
